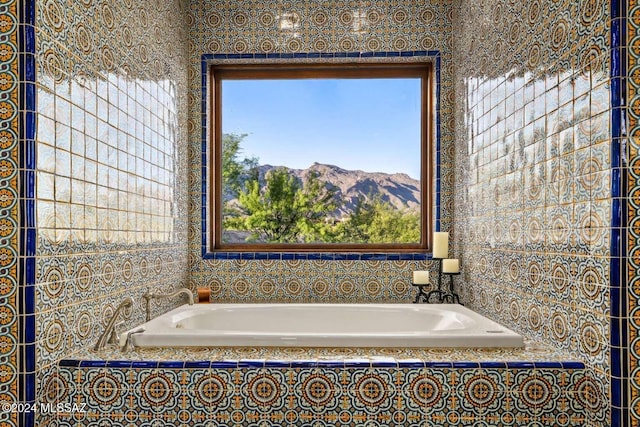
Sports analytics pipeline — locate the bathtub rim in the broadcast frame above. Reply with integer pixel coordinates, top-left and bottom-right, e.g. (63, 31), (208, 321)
(124, 303), (525, 349)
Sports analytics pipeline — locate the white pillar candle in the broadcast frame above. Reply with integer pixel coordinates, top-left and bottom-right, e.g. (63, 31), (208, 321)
(412, 270), (429, 284)
(432, 232), (449, 258)
(442, 258), (460, 274)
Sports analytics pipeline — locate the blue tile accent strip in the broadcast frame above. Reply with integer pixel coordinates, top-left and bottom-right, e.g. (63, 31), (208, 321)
(18, 2), (37, 425)
(370, 360), (398, 368)
(609, 0), (627, 424)
(505, 361), (536, 369)
(105, 360), (134, 368)
(452, 361), (479, 369)
(58, 360), (81, 367)
(185, 361), (211, 369)
(22, 412), (33, 427)
(397, 360), (426, 368)
(424, 361), (452, 368)
(317, 360), (346, 368)
(532, 361), (563, 369)
(200, 50), (442, 260)
(238, 359), (266, 368)
(157, 361), (185, 369)
(210, 361), (239, 369)
(60, 357), (586, 371)
(264, 360), (291, 368)
(291, 360), (318, 368)
(343, 360), (371, 368)
(434, 55), (442, 232)
(21, 343), (35, 373)
(130, 361), (158, 369)
(561, 361), (587, 370)
(479, 361), (507, 369)
(79, 360), (108, 368)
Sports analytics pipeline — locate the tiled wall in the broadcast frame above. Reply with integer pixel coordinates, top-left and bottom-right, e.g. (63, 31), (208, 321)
(451, 0), (616, 423)
(188, 0), (455, 302)
(19, 0), (191, 425)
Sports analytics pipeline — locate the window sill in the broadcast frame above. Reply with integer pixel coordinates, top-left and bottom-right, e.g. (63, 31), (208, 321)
(202, 251), (432, 261)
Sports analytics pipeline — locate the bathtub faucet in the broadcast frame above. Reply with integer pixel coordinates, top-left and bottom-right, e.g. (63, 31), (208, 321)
(93, 297), (134, 351)
(142, 287), (194, 322)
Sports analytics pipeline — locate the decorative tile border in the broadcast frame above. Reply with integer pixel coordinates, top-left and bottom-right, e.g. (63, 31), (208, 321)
(18, 0), (38, 426)
(62, 339), (590, 364)
(610, 0), (628, 425)
(0, 0), (20, 426)
(199, 50), (442, 261)
(58, 359), (587, 370)
(625, 0), (640, 424)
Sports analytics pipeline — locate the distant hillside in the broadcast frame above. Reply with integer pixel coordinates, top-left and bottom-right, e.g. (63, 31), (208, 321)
(252, 163), (421, 218)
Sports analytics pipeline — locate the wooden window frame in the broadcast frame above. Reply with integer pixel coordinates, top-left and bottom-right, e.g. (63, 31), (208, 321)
(209, 62), (433, 253)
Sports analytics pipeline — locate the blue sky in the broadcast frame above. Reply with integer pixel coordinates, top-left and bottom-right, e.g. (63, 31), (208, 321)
(222, 78), (422, 179)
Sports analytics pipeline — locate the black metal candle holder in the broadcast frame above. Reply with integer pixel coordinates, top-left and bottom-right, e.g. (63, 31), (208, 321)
(411, 281), (430, 303)
(441, 272), (461, 304)
(411, 259), (462, 304)
(424, 258), (446, 303)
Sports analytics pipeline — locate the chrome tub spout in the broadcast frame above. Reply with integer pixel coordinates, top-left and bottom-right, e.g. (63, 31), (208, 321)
(142, 287), (194, 322)
(121, 327), (145, 353)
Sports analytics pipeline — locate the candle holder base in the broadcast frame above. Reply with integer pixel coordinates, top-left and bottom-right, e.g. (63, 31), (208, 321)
(423, 258), (446, 304)
(412, 283), (430, 303)
(440, 292), (460, 304)
(425, 288), (447, 303)
(411, 258), (463, 304)
(418, 271), (463, 304)
(440, 273), (462, 305)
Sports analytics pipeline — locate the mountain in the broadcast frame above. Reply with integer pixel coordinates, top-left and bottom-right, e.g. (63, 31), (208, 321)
(254, 163), (421, 218)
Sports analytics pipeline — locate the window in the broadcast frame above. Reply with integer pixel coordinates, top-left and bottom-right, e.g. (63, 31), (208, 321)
(209, 63), (433, 252)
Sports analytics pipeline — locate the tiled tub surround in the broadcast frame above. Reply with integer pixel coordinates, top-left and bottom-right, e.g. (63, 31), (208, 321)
(49, 345), (600, 426)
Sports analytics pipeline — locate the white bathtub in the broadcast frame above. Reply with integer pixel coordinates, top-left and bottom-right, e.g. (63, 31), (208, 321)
(123, 304), (524, 348)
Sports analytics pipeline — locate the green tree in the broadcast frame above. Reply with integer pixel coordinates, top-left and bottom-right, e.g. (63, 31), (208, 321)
(338, 196), (420, 243)
(221, 133), (258, 202)
(220, 133), (259, 232)
(227, 168), (338, 243)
